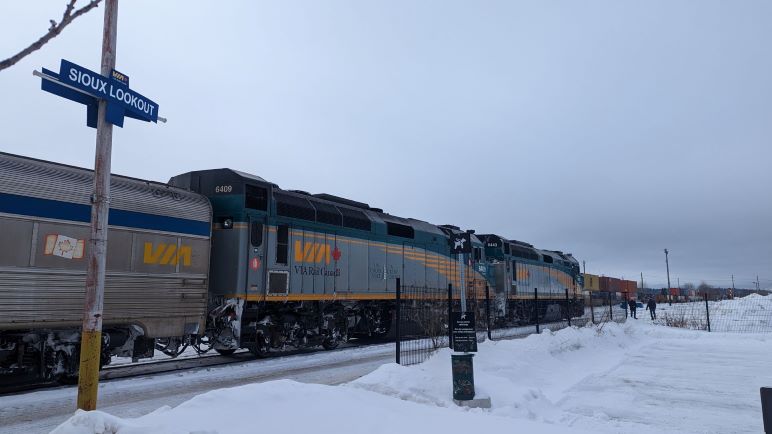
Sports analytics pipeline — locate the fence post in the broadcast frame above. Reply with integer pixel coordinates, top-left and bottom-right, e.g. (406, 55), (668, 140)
(624, 291), (628, 318)
(447, 283), (453, 349)
(607, 291), (612, 321)
(705, 292), (711, 332)
(534, 288), (540, 334)
(565, 288), (571, 326)
(395, 278), (401, 364)
(485, 284), (492, 340)
(590, 293), (596, 324)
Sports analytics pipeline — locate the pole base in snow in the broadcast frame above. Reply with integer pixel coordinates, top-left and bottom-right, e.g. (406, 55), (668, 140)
(454, 397), (492, 409)
(761, 387), (772, 433)
(451, 354), (475, 400)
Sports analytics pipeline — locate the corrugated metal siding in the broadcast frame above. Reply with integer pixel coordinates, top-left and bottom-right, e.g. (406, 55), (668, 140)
(0, 268), (206, 337)
(0, 153), (210, 222)
(0, 153), (212, 337)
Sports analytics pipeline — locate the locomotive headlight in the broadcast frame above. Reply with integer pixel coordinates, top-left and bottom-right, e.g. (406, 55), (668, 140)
(222, 217), (234, 229)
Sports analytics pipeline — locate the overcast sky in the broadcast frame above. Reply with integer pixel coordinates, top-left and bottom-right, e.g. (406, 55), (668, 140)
(1, 1), (770, 289)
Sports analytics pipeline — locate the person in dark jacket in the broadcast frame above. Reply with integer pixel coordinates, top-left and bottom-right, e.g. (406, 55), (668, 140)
(646, 298), (657, 320)
(628, 298), (637, 319)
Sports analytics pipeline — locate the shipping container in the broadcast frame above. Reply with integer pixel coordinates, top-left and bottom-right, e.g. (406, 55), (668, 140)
(583, 273), (600, 291)
(610, 277), (623, 292)
(598, 276), (636, 294)
(622, 279), (637, 293)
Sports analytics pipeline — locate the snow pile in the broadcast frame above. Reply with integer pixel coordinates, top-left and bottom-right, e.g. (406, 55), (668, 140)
(52, 321), (772, 434)
(657, 293), (772, 332)
(709, 293), (772, 331)
(51, 380), (592, 434)
(350, 324), (631, 420)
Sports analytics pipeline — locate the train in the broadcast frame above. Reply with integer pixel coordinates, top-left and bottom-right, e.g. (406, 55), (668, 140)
(0, 152), (582, 382)
(581, 274), (639, 308)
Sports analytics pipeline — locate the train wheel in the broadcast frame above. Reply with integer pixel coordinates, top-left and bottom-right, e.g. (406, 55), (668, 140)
(156, 337), (189, 358)
(215, 348), (236, 356)
(322, 328), (346, 350)
(51, 350), (77, 384)
(321, 336), (339, 350)
(193, 335), (214, 355)
(249, 333), (268, 357)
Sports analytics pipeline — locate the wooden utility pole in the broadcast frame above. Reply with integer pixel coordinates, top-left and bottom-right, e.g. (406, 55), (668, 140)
(77, 0), (118, 411)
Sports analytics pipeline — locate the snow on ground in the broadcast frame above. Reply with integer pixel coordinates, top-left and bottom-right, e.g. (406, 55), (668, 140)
(0, 343), (394, 433)
(51, 319), (772, 434)
(655, 293), (772, 332)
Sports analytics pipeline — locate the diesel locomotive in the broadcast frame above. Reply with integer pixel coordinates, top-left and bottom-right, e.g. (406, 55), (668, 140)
(0, 152), (581, 382)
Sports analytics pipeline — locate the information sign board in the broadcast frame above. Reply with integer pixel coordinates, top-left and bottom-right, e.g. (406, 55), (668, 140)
(451, 312), (477, 353)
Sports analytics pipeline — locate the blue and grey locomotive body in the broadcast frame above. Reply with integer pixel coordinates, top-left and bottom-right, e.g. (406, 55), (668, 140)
(479, 234), (582, 323)
(1, 153), (583, 381)
(169, 169), (488, 354)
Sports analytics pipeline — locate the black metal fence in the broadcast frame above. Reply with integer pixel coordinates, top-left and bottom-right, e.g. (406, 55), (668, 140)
(652, 293), (772, 333)
(585, 291), (629, 324)
(486, 289), (628, 340)
(395, 280), (629, 365)
(395, 279), (450, 365)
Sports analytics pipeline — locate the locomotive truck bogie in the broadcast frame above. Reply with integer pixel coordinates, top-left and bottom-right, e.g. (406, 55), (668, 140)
(0, 326), (159, 383)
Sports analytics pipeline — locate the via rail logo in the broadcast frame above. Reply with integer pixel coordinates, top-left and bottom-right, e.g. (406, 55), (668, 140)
(143, 242), (192, 266)
(294, 241), (342, 264)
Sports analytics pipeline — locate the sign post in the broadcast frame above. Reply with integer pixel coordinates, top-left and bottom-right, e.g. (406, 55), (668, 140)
(34, 0), (162, 411)
(447, 232), (485, 405)
(449, 311), (489, 408)
(761, 387), (772, 433)
(449, 232), (472, 311)
(77, 0), (119, 411)
(450, 312), (477, 402)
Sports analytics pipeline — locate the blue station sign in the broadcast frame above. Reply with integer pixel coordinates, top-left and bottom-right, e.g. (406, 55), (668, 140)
(39, 59), (160, 128)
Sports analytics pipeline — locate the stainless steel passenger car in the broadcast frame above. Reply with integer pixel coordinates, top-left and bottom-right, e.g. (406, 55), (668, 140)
(0, 153), (211, 380)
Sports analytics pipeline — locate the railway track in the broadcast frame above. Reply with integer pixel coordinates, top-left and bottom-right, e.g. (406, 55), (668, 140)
(0, 343), (396, 434)
(0, 338), (387, 396)
(1, 318), (599, 396)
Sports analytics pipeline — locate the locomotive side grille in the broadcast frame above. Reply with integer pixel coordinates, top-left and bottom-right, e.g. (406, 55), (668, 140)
(268, 271), (289, 294)
(275, 193), (315, 222)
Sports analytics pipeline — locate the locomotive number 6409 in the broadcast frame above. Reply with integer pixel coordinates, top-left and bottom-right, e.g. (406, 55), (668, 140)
(214, 185), (232, 193)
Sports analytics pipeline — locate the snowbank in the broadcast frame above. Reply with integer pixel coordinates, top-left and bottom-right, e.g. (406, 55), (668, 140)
(51, 379), (591, 434)
(52, 321), (772, 434)
(657, 293), (772, 332)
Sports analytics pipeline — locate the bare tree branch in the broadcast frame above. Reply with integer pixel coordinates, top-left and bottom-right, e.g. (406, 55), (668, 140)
(0, 0), (102, 72)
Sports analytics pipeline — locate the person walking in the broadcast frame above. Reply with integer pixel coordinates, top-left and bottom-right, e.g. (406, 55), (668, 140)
(628, 298), (637, 319)
(647, 298), (657, 320)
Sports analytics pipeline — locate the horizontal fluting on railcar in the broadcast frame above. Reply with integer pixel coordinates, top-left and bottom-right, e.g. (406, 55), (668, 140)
(0, 152), (213, 382)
